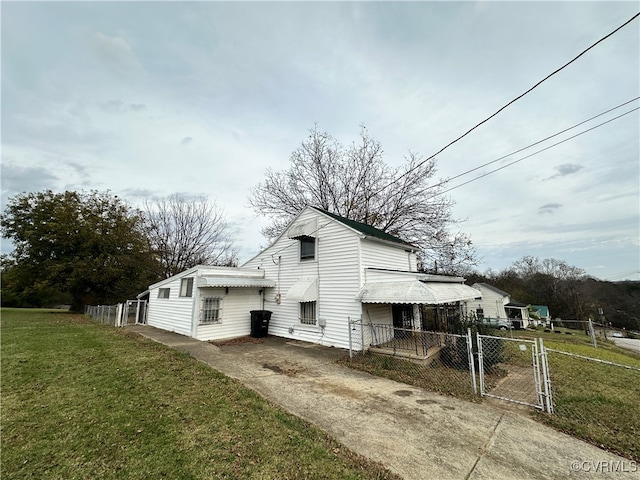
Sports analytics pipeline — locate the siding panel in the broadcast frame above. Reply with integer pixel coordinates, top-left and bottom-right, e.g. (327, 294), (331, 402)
(361, 240), (416, 271)
(244, 208), (362, 349)
(195, 288), (263, 341)
(147, 276), (194, 336)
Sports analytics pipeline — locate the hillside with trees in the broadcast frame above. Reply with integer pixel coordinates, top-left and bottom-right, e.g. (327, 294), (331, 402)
(466, 256), (639, 330)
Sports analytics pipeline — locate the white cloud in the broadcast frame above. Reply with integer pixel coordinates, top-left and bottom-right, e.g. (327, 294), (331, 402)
(1, 1), (638, 279)
(91, 32), (145, 76)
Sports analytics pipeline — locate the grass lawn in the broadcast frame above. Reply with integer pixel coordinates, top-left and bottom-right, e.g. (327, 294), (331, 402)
(1, 309), (399, 480)
(532, 338), (640, 462)
(507, 327), (640, 360)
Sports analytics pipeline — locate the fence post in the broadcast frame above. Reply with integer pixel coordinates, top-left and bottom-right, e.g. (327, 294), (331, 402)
(588, 318), (597, 348)
(116, 303), (124, 327)
(360, 317), (364, 354)
(348, 317), (353, 359)
(476, 333), (485, 396)
(532, 340), (544, 409)
(467, 328), (477, 394)
(539, 338), (554, 414)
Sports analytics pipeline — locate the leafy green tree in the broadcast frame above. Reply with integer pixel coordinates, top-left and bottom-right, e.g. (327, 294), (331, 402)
(1, 190), (159, 311)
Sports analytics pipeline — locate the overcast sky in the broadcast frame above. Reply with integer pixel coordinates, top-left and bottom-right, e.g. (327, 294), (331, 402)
(2, 1), (639, 281)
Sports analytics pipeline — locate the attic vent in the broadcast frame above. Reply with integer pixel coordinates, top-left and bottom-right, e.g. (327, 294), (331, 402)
(287, 218), (318, 239)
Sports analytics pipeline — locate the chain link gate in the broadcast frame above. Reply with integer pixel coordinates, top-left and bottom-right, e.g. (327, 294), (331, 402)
(119, 300), (148, 326)
(477, 334), (552, 412)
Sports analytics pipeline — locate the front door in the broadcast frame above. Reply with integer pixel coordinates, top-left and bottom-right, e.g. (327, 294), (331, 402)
(392, 304), (414, 338)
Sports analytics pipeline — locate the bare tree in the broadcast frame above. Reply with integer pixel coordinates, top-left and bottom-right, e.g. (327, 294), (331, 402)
(144, 194), (238, 278)
(249, 125), (476, 272)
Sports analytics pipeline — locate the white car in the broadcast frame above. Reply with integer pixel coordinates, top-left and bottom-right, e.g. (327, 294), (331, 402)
(610, 332), (623, 338)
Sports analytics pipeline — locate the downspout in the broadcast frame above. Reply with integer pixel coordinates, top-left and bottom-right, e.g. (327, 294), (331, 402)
(190, 271), (200, 338)
(316, 237), (321, 332)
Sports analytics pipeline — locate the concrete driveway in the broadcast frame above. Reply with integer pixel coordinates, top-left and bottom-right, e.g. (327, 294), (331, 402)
(129, 326), (636, 479)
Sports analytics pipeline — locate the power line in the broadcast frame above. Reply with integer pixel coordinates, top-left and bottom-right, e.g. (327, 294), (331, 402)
(604, 271), (640, 281)
(267, 102), (639, 258)
(378, 11), (640, 195)
(426, 97), (639, 191)
(434, 107), (639, 196)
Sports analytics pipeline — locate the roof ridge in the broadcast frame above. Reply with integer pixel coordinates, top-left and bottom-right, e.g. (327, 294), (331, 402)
(310, 206), (415, 248)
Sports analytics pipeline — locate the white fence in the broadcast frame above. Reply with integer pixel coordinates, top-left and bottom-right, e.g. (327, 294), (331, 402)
(85, 300), (147, 327)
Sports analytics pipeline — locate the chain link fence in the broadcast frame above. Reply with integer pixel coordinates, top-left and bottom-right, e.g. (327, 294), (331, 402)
(342, 317), (639, 460)
(341, 319), (478, 401)
(85, 304), (122, 325)
(539, 349), (640, 461)
(85, 300), (147, 327)
(477, 334), (551, 411)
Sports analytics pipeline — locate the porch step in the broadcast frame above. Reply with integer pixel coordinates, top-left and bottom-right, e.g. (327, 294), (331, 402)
(368, 345), (443, 363)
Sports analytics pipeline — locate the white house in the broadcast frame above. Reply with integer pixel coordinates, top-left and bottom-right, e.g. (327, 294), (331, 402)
(461, 283), (531, 329)
(144, 265), (274, 341)
(143, 206), (481, 349)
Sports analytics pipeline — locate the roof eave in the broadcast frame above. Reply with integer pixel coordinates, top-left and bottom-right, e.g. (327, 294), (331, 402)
(362, 235), (418, 252)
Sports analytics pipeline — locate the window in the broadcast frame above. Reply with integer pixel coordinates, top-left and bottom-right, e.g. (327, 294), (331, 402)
(201, 297), (222, 324)
(179, 278), (194, 297)
(300, 301), (316, 325)
(299, 236), (315, 261)
(476, 308), (485, 321)
(158, 288), (170, 299)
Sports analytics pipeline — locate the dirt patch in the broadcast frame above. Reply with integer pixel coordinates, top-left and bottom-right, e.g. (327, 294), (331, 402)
(209, 336), (264, 346)
(393, 390), (413, 397)
(317, 382), (366, 400)
(262, 363), (305, 376)
(416, 399), (437, 405)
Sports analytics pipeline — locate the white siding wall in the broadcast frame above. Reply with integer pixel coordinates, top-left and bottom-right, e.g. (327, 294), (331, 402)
(360, 240), (416, 271)
(463, 286), (507, 319)
(363, 269), (420, 283)
(194, 288), (263, 341)
(362, 304), (392, 347)
(244, 208), (362, 350)
(147, 276), (195, 336)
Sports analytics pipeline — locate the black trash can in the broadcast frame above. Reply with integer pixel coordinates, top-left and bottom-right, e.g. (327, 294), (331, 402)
(250, 310), (272, 338)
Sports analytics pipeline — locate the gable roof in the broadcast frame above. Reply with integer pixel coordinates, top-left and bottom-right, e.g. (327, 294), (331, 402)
(310, 206), (416, 249)
(473, 282), (511, 298)
(241, 205), (418, 266)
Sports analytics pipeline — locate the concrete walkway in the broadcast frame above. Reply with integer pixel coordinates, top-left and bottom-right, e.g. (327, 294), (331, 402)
(128, 326), (636, 479)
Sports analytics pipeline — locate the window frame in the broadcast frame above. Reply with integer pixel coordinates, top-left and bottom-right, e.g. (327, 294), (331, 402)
(179, 277), (194, 297)
(299, 301), (317, 326)
(299, 236), (316, 261)
(157, 288), (170, 299)
(200, 297), (223, 325)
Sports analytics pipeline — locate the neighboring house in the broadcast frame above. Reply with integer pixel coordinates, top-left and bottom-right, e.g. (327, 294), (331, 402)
(462, 283), (531, 329)
(530, 305), (551, 326)
(143, 206), (481, 349)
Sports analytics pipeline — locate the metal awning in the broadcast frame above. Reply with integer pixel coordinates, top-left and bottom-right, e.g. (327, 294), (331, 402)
(286, 278), (318, 302)
(197, 277), (275, 288)
(356, 281), (481, 305)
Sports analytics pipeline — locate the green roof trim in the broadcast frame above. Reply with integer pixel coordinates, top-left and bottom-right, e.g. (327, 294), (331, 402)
(310, 207), (416, 249)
